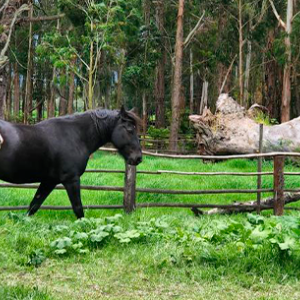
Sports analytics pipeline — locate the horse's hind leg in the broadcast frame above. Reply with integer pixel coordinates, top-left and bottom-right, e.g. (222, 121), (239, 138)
(27, 181), (57, 216)
(63, 178), (84, 219)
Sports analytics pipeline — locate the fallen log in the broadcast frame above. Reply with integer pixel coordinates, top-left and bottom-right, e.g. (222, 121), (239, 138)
(192, 192), (300, 215)
(189, 93), (300, 155)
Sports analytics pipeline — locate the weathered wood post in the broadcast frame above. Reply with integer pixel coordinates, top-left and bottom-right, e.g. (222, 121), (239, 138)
(273, 156), (285, 216)
(123, 164), (137, 213)
(257, 124), (263, 214)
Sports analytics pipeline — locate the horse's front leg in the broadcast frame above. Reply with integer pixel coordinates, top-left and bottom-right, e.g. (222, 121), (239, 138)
(27, 181), (57, 216)
(63, 178), (84, 219)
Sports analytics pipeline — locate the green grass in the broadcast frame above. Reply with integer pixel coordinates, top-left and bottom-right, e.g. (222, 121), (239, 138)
(1, 151), (300, 300)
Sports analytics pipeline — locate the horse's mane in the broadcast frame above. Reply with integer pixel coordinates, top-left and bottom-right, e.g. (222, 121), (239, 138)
(89, 108), (142, 137)
(125, 110), (142, 127)
(91, 108), (142, 127)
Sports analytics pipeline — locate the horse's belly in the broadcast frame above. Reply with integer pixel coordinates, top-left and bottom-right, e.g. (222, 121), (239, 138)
(0, 154), (52, 184)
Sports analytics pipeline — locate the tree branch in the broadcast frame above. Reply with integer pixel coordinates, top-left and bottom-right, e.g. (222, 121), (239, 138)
(251, 0), (268, 31)
(0, 4), (30, 69)
(184, 11), (205, 48)
(17, 13), (65, 23)
(269, 0), (287, 30)
(0, 0), (9, 13)
(292, 10), (300, 23)
(219, 55), (237, 94)
(194, 193), (300, 215)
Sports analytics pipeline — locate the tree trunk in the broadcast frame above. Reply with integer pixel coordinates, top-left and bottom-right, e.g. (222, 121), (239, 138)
(281, 0), (293, 123)
(116, 49), (125, 109)
(154, 0), (165, 128)
(5, 62), (12, 119)
(263, 28), (282, 121)
(169, 0), (185, 152)
(238, 0), (244, 104)
(189, 49), (194, 114)
(199, 80), (208, 115)
(142, 91), (147, 149)
(88, 21), (94, 110)
(194, 193), (300, 215)
(67, 57), (76, 114)
(48, 67), (56, 118)
(36, 68), (44, 122)
(105, 78), (111, 109)
(13, 62), (20, 118)
(59, 69), (67, 116)
(24, 3), (33, 124)
(0, 68), (7, 120)
(243, 39), (252, 108)
(190, 94), (300, 155)
(216, 12), (231, 94)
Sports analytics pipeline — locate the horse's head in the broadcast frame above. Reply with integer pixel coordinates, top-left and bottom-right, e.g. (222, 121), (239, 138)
(111, 106), (142, 166)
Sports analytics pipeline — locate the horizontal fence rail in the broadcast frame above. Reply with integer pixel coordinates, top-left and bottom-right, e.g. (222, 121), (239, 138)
(99, 147), (300, 160)
(85, 169), (300, 176)
(1, 204), (300, 212)
(0, 183), (274, 194)
(1, 145), (300, 215)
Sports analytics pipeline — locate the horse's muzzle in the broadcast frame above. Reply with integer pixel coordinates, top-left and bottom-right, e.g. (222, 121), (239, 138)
(127, 155), (142, 166)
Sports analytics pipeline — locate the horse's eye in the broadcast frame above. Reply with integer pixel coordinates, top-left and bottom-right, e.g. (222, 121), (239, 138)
(124, 124), (134, 132)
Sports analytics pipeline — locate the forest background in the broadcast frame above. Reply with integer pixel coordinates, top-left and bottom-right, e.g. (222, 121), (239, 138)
(0, 0), (299, 151)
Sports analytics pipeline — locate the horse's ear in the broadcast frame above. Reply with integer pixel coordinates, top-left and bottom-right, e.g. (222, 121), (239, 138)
(129, 107), (138, 115)
(119, 105), (127, 118)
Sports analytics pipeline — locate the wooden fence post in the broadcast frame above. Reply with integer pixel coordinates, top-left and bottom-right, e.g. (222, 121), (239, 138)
(257, 124), (263, 214)
(123, 164), (137, 213)
(273, 156), (285, 216)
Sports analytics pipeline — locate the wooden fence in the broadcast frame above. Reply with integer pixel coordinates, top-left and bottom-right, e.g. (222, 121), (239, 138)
(1, 147), (300, 216)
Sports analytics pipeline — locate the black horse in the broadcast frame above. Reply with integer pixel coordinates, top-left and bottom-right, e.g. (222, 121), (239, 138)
(0, 107), (142, 218)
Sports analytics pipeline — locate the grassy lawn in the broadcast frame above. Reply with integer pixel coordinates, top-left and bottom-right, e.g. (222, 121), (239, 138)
(1, 151), (300, 300)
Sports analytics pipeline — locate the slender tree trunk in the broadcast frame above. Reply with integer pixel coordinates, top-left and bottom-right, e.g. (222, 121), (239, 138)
(281, 0), (293, 122)
(35, 67), (43, 122)
(21, 77), (26, 115)
(47, 19), (60, 118)
(216, 12), (231, 94)
(154, 0), (165, 128)
(5, 62), (12, 119)
(67, 57), (76, 114)
(263, 28), (282, 121)
(238, 0), (244, 104)
(88, 22), (94, 110)
(105, 80), (110, 109)
(13, 62), (20, 118)
(59, 70), (67, 116)
(116, 49), (125, 108)
(169, 0), (185, 152)
(0, 68), (7, 120)
(189, 49), (194, 114)
(48, 67), (56, 118)
(199, 80), (208, 115)
(24, 3), (33, 124)
(142, 91), (147, 149)
(243, 39), (252, 107)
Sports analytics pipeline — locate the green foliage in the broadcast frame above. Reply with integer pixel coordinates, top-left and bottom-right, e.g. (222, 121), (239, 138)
(27, 249), (46, 268)
(254, 111), (279, 125)
(7, 213), (300, 271)
(0, 286), (53, 300)
(147, 126), (170, 139)
(273, 33), (287, 66)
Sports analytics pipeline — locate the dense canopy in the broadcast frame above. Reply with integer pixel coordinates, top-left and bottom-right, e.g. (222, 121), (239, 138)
(0, 0), (299, 150)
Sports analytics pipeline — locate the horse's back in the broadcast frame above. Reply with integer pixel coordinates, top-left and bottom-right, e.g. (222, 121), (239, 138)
(0, 120), (53, 183)
(0, 118), (90, 184)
